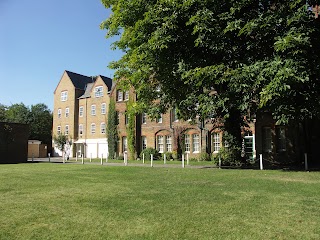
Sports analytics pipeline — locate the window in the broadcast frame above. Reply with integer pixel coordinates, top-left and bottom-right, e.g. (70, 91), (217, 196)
(91, 123), (96, 134)
(101, 123), (106, 134)
(124, 91), (129, 101)
(157, 135), (164, 153)
(91, 105), (96, 116)
(185, 134), (190, 152)
(58, 109), (61, 118)
(117, 90), (123, 101)
(142, 113), (147, 124)
(262, 127), (272, 153)
(61, 91), (68, 101)
(157, 114), (163, 123)
(276, 126), (286, 152)
(122, 136), (127, 152)
(193, 134), (200, 153)
(172, 108), (178, 122)
(65, 125), (69, 135)
(213, 132), (220, 152)
(57, 126), (61, 135)
(79, 124), (83, 135)
(125, 112), (129, 125)
(101, 103), (106, 115)
(142, 136), (147, 150)
(65, 107), (69, 118)
(94, 86), (103, 98)
(166, 135), (172, 152)
(79, 106), (84, 117)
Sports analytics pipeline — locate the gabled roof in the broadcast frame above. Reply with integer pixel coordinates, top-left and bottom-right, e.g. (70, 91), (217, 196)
(65, 70), (94, 90)
(99, 75), (113, 91)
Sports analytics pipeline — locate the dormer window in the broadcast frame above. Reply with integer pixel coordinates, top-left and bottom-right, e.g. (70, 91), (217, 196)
(95, 86), (103, 98)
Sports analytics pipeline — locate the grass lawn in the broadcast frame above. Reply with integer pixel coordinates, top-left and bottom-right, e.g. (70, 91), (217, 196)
(0, 163), (319, 239)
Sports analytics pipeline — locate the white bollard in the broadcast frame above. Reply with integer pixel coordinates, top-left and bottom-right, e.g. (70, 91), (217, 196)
(304, 153), (308, 171)
(82, 154), (84, 164)
(48, 153), (50, 162)
(101, 154), (103, 164)
(187, 153), (189, 166)
(63, 154), (65, 164)
(90, 153), (92, 163)
(124, 152), (128, 166)
(182, 154), (185, 168)
(151, 154), (153, 167)
(143, 153), (145, 164)
(164, 153), (166, 164)
(260, 154), (263, 170)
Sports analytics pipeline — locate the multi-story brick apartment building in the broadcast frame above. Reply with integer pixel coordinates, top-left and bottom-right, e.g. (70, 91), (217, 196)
(52, 70), (112, 158)
(53, 70), (320, 168)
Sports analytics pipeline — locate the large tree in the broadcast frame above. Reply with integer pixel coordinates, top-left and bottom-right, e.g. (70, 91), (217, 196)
(101, 0), (320, 159)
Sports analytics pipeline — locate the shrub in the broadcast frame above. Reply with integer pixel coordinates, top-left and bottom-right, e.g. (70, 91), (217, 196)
(140, 148), (160, 160)
(212, 147), (243, 167)
(199, 152), (211, 161)
(162, 152), (172, 161)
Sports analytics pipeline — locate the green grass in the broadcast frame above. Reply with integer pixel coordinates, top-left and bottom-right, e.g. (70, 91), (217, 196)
(1, 163), (320, 239)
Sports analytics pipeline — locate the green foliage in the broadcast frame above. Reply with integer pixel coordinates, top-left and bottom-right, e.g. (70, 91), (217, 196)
(199, 152), (211, 161)
(126, 98), (136, 159)
(53, 133), (72, 157)
(102, 0), (320, 157)
(140, 147), (160, 160)
(107, 99), (118, 159)
(161, 152), (172, 161)
(212, 147), (243, 167)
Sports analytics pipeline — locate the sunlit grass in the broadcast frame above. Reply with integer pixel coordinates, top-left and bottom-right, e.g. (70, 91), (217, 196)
(1, 163), (319, 239)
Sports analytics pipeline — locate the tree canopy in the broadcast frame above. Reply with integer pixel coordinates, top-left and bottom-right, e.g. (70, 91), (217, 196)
(0, 103), (52, 145)
(101, 0), (320, 125)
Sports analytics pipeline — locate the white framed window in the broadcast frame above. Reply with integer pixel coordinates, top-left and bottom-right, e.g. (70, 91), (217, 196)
(192, 134), (200, 153)
(124, 91), (129, 101)
(142, 113), (147, 124)
(142, 136), (147, 150)
(185, 134), (190, 152)
(117, 90), (123, 101)
(157, 135), (164, 153)
(166, 135), (172, 152)
(65, 125), (69, 135)
(58, 109), (61, 118)
(122, 136), (127, 152)
(79, 106), (84, 117)
(262, 127), (272, 153)
(57, 126), (61, 135)
(91, 123), (96, 134)
(61, 91), (68, 101)
(101, 103), (106, 115)
(276, 126), (286, 152)
(125, 112), (129, 125)
(79, 124), (83, 135)
(94, 86), (103, 98)
(213, 132), (221, 153)
(91, 105), (96, 116)
(65, 107), (69, 118)
(157, 114), (163, 123)
(172, 108), (178, 122)
(100, 123), (106, 134)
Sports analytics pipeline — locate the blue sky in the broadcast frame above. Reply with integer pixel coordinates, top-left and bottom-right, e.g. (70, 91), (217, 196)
(0, 0), (123, 111)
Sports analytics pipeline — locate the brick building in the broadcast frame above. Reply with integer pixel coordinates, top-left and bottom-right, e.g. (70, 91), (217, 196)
(53, 71), (317, 168)
(52, 70), (112, 158)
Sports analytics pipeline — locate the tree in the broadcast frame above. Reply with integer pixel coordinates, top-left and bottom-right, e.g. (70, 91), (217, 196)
(107, 99), (118, 159)
(29, 104), (53, 145)
(101, 0), (320, 162)
(5, 103), (30, 124)
(53, 133), (72, 160)
(0, 104), (7, 122)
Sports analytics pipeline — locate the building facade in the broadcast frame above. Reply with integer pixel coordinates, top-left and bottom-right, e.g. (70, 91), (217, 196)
(53, 71), (317, 168)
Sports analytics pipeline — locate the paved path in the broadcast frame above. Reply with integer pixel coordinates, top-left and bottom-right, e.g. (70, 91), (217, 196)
(27, 157), (216, 169)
